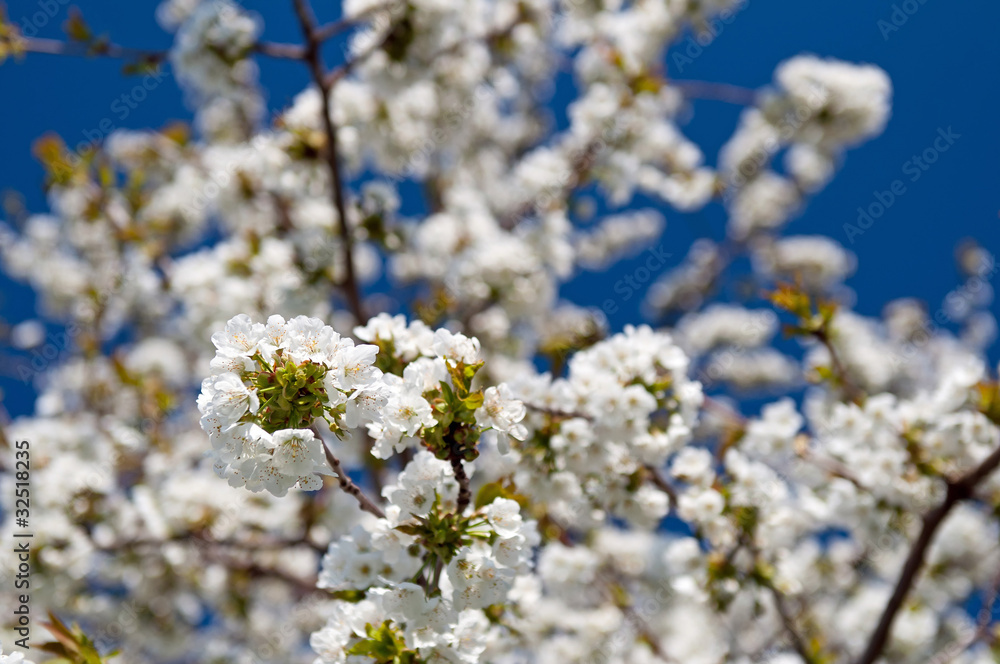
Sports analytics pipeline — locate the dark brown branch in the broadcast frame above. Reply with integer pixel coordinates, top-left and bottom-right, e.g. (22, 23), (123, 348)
(321, 437), (386, 518)
(449, 454), (472, 515)
(855, 441), (1000, 664)
(292, 0), (366, 323)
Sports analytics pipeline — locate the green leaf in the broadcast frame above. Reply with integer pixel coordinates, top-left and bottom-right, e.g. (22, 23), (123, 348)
(40, 612), (108, 664)
(462, 391), (484, 410)
(475, 481), (506, 509)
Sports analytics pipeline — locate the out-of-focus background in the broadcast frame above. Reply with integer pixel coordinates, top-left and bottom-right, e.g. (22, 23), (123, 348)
(1, 0), (998, 417)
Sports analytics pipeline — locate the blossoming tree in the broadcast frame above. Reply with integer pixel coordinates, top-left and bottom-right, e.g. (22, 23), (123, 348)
(1, 1), (998, 663)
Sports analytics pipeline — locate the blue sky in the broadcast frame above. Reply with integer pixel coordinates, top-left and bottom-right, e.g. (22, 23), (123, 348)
(1, 0), (998, 418)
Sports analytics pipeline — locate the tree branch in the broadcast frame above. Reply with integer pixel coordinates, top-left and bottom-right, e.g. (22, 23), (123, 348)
(499, 137), (604, 230)
(449, 453), (472, 515)
(813, 327), (865, 405)
(670, 80), (758, 106)
(600, 570), (676, 663)
(644, 464), (679, 511)
(764, 579), (821, 664)
(292, 0), (366, 323)
(18, 35), (308, 62)
(938, 565), (1000, 663)
(314, 0), (403, 42)
(15, 35), (166, 63)
(855, 441), (1000, 664)
(252, 41), (305, 59)
(321, 436), (385, 518)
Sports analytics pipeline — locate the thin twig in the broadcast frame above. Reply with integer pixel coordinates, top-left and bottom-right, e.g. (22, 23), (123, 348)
(252, 41), (305, 59)
(644, 464), (679, 511)
(324, 11), (522, 87)
(320, 437), (386, 518)
(671, 80), (758, 106)
(16, 36), (166, 63)
(524, 402), (591, 421)
(855, 440), (1000, 664)
(20, 35), (309, 63)
(292, 0), (366, 323)
(793, 440), (869, 494)
(600, 570), (676, 663)
(814, 328), (865, 405)
(104, 531), (325, 554)
(199, 544), (319, 595)
(937, 565), (1000, 662)
(764, 579), (821, 664)
(430, 557), (444, 591)
(499, 137), (604, 230)
(322, 22), (393, 87)
(314, 0), (403, 42)
(702, 395), (747, 426)
(100, 532), (321, 594)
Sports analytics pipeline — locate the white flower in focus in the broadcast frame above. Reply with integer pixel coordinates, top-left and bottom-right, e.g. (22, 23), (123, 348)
(447, 548), (515, 610)
(432, 328), (481, 364)
(284, 315), (338, 364)
(344, 383), (389, 429)
(475, 384), (528, 453)
(269, 428), (328, 476)
(210, 313), (264, 358)
(256, 314), (289, 361)
(484, 498), (523, 538)
(370, 582), (427, 623)
(383, 451), (454, 519)
(329, 343), (382, 390)
(197, 372), (259, 429)
(384, 389), (436, 437)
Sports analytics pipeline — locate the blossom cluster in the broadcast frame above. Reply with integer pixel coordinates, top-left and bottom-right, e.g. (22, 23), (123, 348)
(311, 455), (537, 663)
(198, 313), (529, 497)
